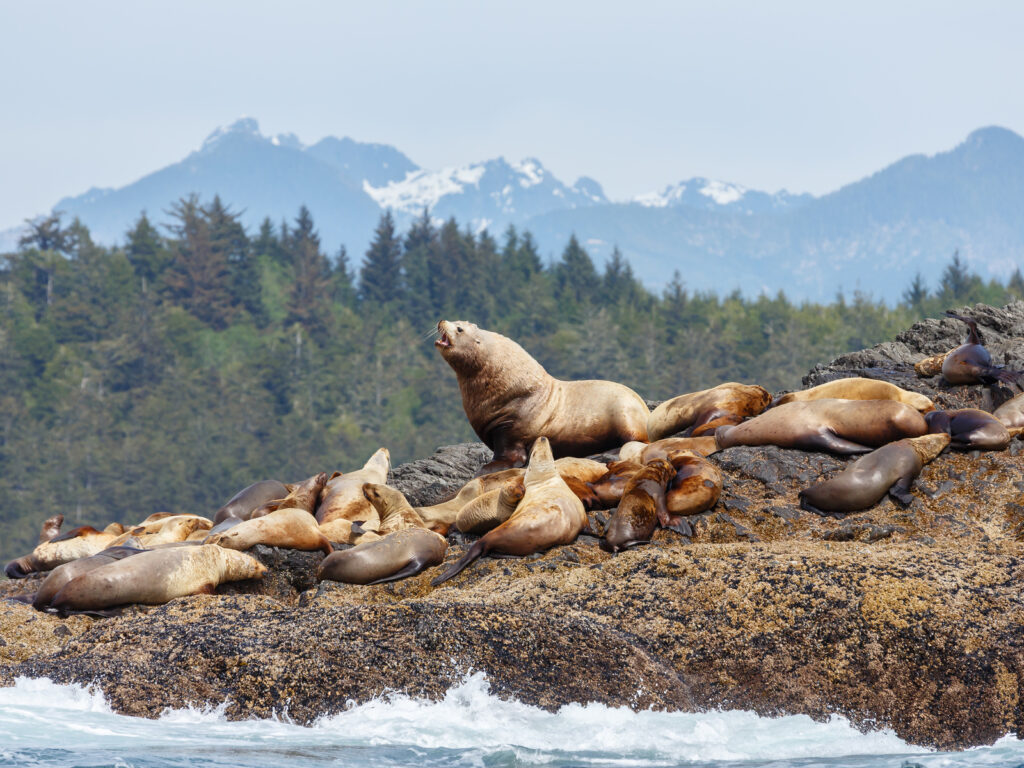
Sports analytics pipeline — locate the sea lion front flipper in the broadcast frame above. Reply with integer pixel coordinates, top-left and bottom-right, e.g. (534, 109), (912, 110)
(888, 474), (918, 507)
(663, 515), (693, 537)
(807, 429), (873, 455)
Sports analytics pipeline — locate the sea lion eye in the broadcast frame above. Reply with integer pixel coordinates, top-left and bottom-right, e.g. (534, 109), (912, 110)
(457, 326), (464, 333)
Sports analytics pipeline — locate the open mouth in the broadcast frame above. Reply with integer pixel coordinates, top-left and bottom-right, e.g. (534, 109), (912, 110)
(435, 331), (452, 349)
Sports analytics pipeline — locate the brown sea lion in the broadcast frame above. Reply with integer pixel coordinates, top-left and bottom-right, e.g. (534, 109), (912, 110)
(317, 528), (448, 585)
(455, 477), (527, 534)
(363, 484), (430, 535)
(942, 312), (1017, 385)
(925, 408), (1011, 451)
(915, 352), (947, 378)
(251, 472), (329, 518)
(432, 437), (588, 585)
(586, 459), (645, 508)
(315, 448), (391, 531)
(772, 377), (934, 413)
(213, 480), (290, 525)
(435, 320), (649, 473)
(665, 450), (723, 516)
(206, 507), (333, 553)
(994, 393), (1024, 429)
(49, 545), (267, 611)
(715, 399), (928, 454)
(799, 433), (950, 514)
(648, 383), (771, 441)
(640, 436), (719, 462)
(602, 458), (680, 553)
(5, 515), (65, 579)
(32, 542), (146, 610)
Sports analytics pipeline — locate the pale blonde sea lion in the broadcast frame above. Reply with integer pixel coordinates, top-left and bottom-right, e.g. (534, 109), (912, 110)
(648, 383), (771, 441)
(432, 437), (587, 584)
(435, 320), (649, 473)
(994, 393), (1024, 429)
(772, 377), (934, 413)
(318, 518), (381, 546)
(32, 542), (146, 610)
(455, 477), (526, 535)
(49, 545), (267, 611)
(362, 484), (430, 535)
(315, 448), (391, 531)
(206, 507), (333, 553)
(109, 517), (204, 548)
(5, 515), (65, 579)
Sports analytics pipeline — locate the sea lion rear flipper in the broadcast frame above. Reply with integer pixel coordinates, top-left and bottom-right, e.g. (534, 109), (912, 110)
(431, 539), (488, 586)
(5, 555), (37, 579)
(366, 557), (431, 585)
(888, 474), (918, 507)
(808, 429), (873, 455)
(663, 515), (693, 537)
(318, 535), (334, 556)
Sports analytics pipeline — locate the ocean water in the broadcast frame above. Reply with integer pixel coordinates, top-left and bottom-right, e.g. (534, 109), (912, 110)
(0, 674), (1021, 768)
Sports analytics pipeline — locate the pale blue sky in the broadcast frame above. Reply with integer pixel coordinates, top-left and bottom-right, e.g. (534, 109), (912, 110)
(1, 0), (1022, 230)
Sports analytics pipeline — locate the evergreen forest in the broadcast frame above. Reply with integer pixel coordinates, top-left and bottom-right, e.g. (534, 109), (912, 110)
(2, 197), (1021, 562)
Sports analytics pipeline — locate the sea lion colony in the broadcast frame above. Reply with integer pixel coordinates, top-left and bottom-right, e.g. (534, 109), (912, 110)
(6, 314), (1024, 612)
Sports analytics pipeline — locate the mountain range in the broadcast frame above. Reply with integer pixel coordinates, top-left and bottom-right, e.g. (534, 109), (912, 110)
(6, 118), (1024, 302)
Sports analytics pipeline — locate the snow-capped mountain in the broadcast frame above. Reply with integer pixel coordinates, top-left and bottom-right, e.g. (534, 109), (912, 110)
(633, 177), (812, 214)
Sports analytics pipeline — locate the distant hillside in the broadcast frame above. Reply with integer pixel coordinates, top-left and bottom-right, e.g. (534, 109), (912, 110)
(9, 121), (1024, 301)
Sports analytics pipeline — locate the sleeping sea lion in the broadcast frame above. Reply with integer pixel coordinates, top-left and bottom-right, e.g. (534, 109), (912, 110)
(415, 468), (526, 533)
(5, 515), (65, 579)
(602, 458), (680, 552)
(772, 377), (934, 413)
(455, 477), (526, 534)
(108, 517), (204, 548)
(648, 383), (771, 441)
(799, 433), (950, 514)
(640, 436), (719, 462)
(432, 437), (588, 585)
(317, 528), (448, 585)
(925, 408), (1011, 451)
(206, 507), (333, 553)
(942, 312), (1016, 385)
(363, 484), (430, 535)
(715, 399), (928, 454)
(7, 526), (125, 578)
(49, 545), (267, 611)
(435, 320), (649, 473)
(33, 543), (146, 610)
(994, 393), (1024, 429)
(665, 450), (723, 516)
(315, 448), (391, 531)
(251, 472), (329, 518)
(213, 480), (290, 525)
(586, 459), (645, 508)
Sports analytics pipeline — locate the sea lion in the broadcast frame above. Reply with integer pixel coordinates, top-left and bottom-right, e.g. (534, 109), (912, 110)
(206, 507), (333, 553)
(49, 544), (267, 611)
(6, 526), (124, 578)
(715, 399), (928, 454)
(772, 377), (934, 413)
(618, 441), (646, 461)
(941, 312), (1016, 385)
(455, 477), (527, 534)
(109, 517), (204, 548)
(435, 320), (649, 473)
(363, 484), (430, 535)
(318, 518), (381, 546)
(586, 459), (645, 508)
(315, 448), (391, 530)
(640, 436), (719, 462)
(915, 352), (947, 378)
(925, 408), (1011, 451)
(251, 472), (328, 518)
(799, 433), (950, 514)
(415, 468), (526, 533)
(602, 458), (680, 553)
(648, 383), (771, 441)
(665, 450), (723, 516)
(32, 543), (145, 610)
(213, 480), (290, 525)
(432, 437), (588, 585)
(317, 528), (448, 585)
(5, 515), (65, 579)
(994, 393), (1024, 429)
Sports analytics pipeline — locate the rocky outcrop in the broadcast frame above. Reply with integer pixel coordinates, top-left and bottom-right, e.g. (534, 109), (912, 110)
(3, 303), (1024, 750)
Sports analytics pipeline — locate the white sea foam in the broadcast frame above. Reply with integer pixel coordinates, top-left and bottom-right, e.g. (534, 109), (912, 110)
(0, 674), (1021, 767)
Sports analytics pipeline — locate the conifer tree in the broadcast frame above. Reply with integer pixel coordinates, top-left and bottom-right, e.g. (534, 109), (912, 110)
(401, 208), (437, 323)
(902, 272), (929, 310)
(359, 211), (403, 306)
(332, 245), (357, 307)
(287, 206), (332, 330)
(162, 195), (234, 328)
(125, 212), (168, 290)
(555, 234), (598, 309)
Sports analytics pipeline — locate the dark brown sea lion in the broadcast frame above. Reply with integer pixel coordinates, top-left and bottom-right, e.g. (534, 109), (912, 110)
(251, 472), (329, 518)
(432, 437), (588, 585)
(941, 312), (1017, 385)
(49, 545), (267, 611)
(317, 528), (448, 585)
(32, 543), (145, 610)
(665, 450), (723, 516)
(5, 515), (64, 579)
(601, 458), (680, 553)
(206, 507), (333, 553)
(648, 383), (771, 441)
(715, 399), (928, 454)
(213, 480), (289, 525)
(799, 433), (950, 514)
(925, 408), (1011, 450)
(435, 320), (649, 473)
(639, 436), (720, 462)
(455, 477), (526, 534)
(772, 377), (934, 413)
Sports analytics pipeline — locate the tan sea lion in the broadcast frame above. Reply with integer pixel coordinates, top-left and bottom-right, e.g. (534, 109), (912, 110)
(251, 472), (329, 518)
(435, 320), (649, 473)
(32, 542), (146, 610)
(415, 468), (526, 533)
(115, 514), (212, 538)
(5, 515), (65, 579)
(49, 545), (267, 611)
(432, 437), (588, 585)
(799, 433), (950, 514)
(318, 518), (381, 546)
(317, 528), (448, 585)
(772, 377), (935, 413)
(602, 458), (680, 553)
(586, 459), (645, 508)
(109, 517), (204, 548)
(213, 480), (290, 525)
(640, 436), (719, 462)
(994, 393), (1024, 429)
(665, 450), (723, 516)
(315, 448), (391, 531)
(648, 383), (771, 441)
(715, 399), (928, 454)
(7, 526), (125, 578)
(363, 484), (430, 535)
(206, 507), (333, 553)
(455, 477), (526, 534)
(925, 408), (1011, 451)
(618, 441), (646, 461)
(942, 312), (1017, 385)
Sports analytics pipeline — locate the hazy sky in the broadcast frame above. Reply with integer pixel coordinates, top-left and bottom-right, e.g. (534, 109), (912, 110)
(1, 0), (1022, 230)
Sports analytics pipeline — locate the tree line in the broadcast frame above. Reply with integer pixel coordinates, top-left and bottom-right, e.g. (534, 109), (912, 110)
(1, 197), (1020, 561)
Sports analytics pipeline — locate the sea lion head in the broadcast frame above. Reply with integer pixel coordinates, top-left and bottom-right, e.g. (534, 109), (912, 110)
(435, 320), (487, 371)
(39, 514), (65, 544)
(907, 433), (951, 464)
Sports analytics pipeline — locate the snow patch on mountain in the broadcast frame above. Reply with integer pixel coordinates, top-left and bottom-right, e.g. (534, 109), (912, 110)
(699, 180), (746, 205)
(364, 165), (487, 212)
